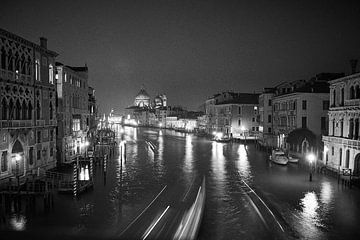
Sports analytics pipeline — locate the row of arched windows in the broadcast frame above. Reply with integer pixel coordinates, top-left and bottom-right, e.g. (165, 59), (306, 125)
(0, 47), (32, 76)
(349, 85), (360, 99)
(1, 98), (33, 120)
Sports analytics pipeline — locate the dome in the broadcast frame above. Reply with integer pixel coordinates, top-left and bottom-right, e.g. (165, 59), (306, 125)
(134, 87), (151, 107)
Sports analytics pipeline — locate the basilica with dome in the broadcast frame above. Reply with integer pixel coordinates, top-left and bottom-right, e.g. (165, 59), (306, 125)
(133, 86), (167, 109)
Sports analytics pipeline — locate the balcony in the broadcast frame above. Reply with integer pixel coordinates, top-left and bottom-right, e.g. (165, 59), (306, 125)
(0, 120), (33, 129)
(345, 99), (360, 107)
(323, 135), (360, 149)
(0, 69), (33, 84)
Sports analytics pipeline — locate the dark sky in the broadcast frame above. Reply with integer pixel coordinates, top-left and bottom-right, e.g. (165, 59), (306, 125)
(1, 0), (360, 114)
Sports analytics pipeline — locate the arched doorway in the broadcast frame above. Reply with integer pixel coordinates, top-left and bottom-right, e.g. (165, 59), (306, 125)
(11, 139), (25, 176)
(354, 153), (360, 176)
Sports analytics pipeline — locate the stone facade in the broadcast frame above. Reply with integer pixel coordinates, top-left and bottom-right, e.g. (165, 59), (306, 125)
(323, 73), (360, 174)
(0, 28), (57, 180)
(56, 63), (89, 164)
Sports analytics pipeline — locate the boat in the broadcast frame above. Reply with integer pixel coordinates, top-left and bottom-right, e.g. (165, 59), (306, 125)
(288, 155), (299, 163)
(270, 149), (289, 165)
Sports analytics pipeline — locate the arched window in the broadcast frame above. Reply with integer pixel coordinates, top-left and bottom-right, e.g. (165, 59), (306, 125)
(27, 56), (32, 76)
(35, 59), (40, 81)
(21, 54), (26, 74)
(49, 102), (53, 119)
(36, 100), (41, 120)
(332, 89), (336, 106)
(8, 99), (14, 120)
(356, 85), (360, 99)
(1, 98), (7, 120)
(349, 119), (354, 139)
(345, 149), (350, 169)
(49, 64), (54, 84)
(350, 86), (355, 99)
(15, 99), (21, 120)
(1, 47), (6, 69)
(15, 52), (20, 79)
(28, 102), (33, 120)
(332, 119), (335, 136)
(7, 50), (13, 71)
(340, 88), (344, 105)
(22, 100), (27, 120)
(339, 148), (343, 167)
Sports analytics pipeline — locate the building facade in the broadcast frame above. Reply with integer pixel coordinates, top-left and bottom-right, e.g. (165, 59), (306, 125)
(258, 88), (276, 148)
(205, 92), (260, 139)
(270, 73), (343, 156)
(56, 62), (89, 164)
(323, 73), (360, 174)
(0, 28), (57, 180)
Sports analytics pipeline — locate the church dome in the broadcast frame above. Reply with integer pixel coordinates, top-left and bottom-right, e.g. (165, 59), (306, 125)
(134, 87), (151, 107)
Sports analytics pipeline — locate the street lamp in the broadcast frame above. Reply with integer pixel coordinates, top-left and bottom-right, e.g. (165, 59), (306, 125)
(307, 153), (316, 182)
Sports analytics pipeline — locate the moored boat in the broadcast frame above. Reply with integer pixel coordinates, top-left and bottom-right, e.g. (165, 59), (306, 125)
(270, 149), (289, 165)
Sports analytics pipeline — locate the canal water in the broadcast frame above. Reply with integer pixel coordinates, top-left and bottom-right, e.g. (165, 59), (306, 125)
(1, 126), (360, 239)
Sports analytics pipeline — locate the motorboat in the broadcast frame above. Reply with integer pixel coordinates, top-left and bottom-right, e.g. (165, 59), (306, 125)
(288, 155), (299, 163)
(270, 149), (288, 165)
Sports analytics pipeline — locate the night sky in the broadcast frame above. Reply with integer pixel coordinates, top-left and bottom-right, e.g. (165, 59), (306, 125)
(1, 0), (360, 114)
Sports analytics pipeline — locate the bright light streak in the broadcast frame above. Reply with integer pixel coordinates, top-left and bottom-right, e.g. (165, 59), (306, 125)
(142, 206), (170, 240)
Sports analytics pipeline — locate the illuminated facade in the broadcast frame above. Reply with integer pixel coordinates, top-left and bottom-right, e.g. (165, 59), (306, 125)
(134, 87), (151, 108)
(0, 28), (57, 180)
(56, 62), (89, 164)
(205, 92), (260, 138)
(323, 73), (360, 174)
(258, 88), (277, 147)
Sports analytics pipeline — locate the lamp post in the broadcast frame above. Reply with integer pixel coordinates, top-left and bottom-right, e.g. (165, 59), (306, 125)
(307, 153), (316, 182)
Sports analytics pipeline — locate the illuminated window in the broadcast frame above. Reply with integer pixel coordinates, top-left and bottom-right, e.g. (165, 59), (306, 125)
(72, 119), (80, 132)
(64, 72), (67, 82)
(49, 64), (54, 84)
(35, 59), (40, 81)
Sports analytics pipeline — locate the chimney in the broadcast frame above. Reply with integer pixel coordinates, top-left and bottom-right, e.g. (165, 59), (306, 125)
(350, 59), (358, 74)
(40, 37), (47, 49)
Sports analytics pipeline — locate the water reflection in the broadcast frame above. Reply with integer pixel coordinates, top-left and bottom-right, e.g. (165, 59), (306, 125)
(158, 130), (164, 161)
(320, 182), (332, 205)
(9, 214), (27, 231)
(184, 134), (193, 174)
(236, 145), (251, 181)
(211, 142), (225, 183)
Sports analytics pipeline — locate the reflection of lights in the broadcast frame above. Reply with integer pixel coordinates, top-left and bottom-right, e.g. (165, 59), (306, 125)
(307, 153), (316, 163)
(320, 181), (332, 205)
(240, 126), (246, 131)
(301, 192), (319, 219)
(10, 214), (27, 231)
(214, 132), (223, 140)
(212, 131), (216, 136)
(237, 145), (251, 180)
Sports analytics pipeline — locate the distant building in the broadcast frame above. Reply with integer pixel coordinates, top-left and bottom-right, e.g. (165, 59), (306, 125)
(0, 28), (57, 180)
(205, 92), (260, 139)
(56, 62), (89, 164)
(88, 86), (98, 144)
(271, 73), (343, 156)
(258, 88), (276, 148)
(322, 73), (360, 174)
(134, 87), (151, 108)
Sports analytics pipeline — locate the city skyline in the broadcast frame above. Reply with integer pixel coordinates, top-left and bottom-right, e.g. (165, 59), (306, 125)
(1, 0), (360, 114)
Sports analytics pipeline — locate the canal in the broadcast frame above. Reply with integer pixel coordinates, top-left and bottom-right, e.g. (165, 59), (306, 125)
(1, 126), (360, 239)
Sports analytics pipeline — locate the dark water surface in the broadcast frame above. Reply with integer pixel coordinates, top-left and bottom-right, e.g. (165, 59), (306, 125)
(1, 126), (360, 240)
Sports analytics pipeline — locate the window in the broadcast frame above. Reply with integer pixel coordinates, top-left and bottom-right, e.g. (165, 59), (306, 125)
(268, 99), (272, 106)
(256, 127), (259, 131)
(1, 151), (8, 172)
(64, 72), (67, 82)
(72, 118), (80, 132)
(50, 102), (53, 119)
(50, 129), (54, 141)
(238, 107), (241, 114)
(268, 127), (271, 133)
(323, 100), (329, 110)
(321, 117), (326, 131)
(37, 131), (41, 143)
(37, 150), (41, 160)
(36, 100), (41, 120)
(35, 59), (40, 81)
(302, 117), (307, 128)
(339, 148), (342, 166)
(29, 147), (34, 165)
(268, 115), (272, 123)
(252, 127), (255, 131)
(332, 90), (336, 106)
(350, 86), (355, 99)
(49, 64), (54, 84)
(50, 147), (53, 157)
(302, 100), (307, 110)
(331, 147), (334, 156)
(252, 117), (255, 122)
(341, 88), (344, 105)
(238, 119), (241, 126)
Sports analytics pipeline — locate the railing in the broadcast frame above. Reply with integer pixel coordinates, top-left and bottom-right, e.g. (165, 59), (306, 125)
(345, 99), (360, 107)
(0, 69), (33, 83)
(0, 120), (33, 128)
